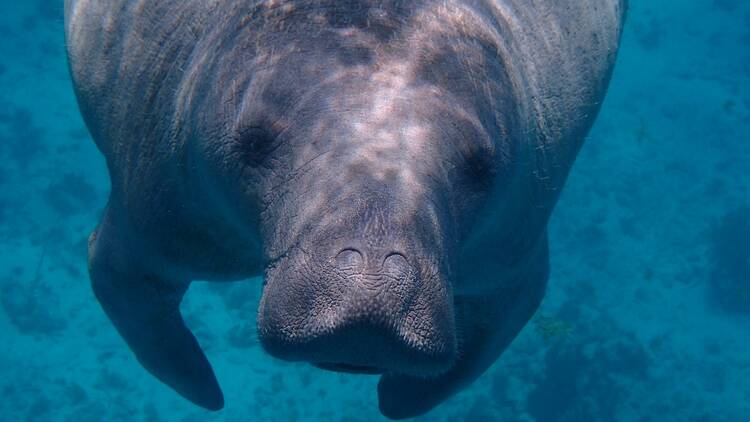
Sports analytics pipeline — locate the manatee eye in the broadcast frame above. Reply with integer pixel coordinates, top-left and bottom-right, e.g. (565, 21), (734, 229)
(237, 125), (277, 162)
(463, 145), (497, 188)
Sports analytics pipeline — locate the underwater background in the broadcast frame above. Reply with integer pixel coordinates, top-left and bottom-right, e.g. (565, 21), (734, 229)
(1, 1), (748, 421)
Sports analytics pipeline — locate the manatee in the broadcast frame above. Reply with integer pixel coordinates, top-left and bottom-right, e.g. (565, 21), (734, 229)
(65, 0), (626, 418)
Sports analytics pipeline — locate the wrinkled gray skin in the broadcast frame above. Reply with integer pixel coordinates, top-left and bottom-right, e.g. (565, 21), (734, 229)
(65, 0), (625, 418)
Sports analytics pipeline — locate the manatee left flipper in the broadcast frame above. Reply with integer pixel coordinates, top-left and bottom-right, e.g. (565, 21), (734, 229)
(88, 209), (224, 410)
(378, 237), (549, 419)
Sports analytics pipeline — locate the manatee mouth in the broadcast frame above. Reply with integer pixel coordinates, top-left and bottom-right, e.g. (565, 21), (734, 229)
(314, 362), (384, 375)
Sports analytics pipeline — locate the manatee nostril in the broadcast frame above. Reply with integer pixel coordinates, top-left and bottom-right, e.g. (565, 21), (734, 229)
(383, 252), (410, 275)
(335, 248), (363, 269)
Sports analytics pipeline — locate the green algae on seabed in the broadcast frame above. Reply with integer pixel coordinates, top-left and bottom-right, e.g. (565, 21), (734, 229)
(533, 314), (574, 342)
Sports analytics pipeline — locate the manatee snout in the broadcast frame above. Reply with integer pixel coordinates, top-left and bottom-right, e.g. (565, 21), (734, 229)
(257, 196), (456, 376)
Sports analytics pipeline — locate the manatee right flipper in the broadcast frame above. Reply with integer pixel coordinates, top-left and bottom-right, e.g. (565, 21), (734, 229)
(88, 208), (224, 410)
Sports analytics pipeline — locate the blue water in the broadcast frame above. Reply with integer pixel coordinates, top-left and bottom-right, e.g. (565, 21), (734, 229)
(1, 1), (748, 421)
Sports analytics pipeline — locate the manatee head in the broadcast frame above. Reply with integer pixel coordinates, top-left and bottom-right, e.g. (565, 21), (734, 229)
(186, 2), (520, 377)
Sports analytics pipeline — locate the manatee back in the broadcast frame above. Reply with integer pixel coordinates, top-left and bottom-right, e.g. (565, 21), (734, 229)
(484, 0), (627, 190)
(65, 0), (624, 183)
(65, 0), (209, 176)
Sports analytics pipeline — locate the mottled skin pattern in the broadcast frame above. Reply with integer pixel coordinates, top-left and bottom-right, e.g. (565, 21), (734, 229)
(65, 0), (625, 418)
